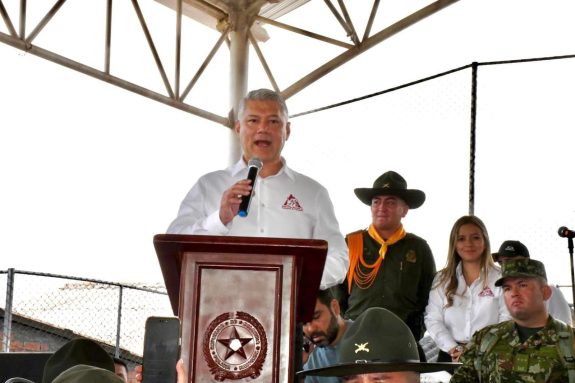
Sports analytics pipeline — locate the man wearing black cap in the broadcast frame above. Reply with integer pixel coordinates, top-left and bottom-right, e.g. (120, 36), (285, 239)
(451, 258), (575, 383)
(333, 171), (436, 355)
(300, 307), (458, 383)
(492, 240), (572, 325)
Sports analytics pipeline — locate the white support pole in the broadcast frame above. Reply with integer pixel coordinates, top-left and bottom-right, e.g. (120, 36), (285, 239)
(227, 6), (250, 165)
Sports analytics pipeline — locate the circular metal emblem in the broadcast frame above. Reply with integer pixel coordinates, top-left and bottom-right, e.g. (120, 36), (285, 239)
(203, 311), (267, 381)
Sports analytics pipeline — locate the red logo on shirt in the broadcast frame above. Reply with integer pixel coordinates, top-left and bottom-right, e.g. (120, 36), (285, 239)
(478, 287), (494, 297)
(282, 194), (303, 211)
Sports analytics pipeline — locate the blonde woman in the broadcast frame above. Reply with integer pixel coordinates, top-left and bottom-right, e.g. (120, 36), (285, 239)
(424, 215), (510, 362)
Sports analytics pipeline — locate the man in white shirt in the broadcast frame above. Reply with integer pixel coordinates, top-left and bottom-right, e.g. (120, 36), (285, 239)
(493, 240), (573, 326)
(167, 88), (348, 290)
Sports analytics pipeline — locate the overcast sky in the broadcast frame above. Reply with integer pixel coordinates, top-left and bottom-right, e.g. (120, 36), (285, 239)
(1, 0), (575, 301)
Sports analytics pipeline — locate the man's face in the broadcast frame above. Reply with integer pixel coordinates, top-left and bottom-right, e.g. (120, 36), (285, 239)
(303, 299), (340, 347)
(235, 99), (290, 165)
(371, 196), (408, 234)
(502, 277), (550, 321)
(343, 371), (420, 383)
(114, 362), (128, 382)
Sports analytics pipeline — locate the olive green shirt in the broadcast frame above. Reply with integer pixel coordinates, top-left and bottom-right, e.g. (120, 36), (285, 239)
(333, 230), (436, 341)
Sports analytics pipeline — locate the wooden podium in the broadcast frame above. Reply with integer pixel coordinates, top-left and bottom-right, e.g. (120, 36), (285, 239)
(153, 234), (327, 383)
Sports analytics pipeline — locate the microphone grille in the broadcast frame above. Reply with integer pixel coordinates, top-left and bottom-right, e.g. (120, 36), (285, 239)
(248, 157), (263, 169)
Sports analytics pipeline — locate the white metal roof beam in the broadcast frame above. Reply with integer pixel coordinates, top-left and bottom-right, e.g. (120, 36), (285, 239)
(362, 0), (380, 42)
(104, 0), (112, 74)
(337, 0), (359, 46)
(131, 0), (175, 99)
(0, 0), (17, 37)
(249, 31), (279, 92)
(19, 0), (26, 39)
(282, 0), (461, 99)
(174, 0), (183, 99)
(323, 0), (357, 46)
(26, 0), (67, 44)
(180, 27), (229, 101)
(254, 15), (353, 49)
(0, 30), (229, 126)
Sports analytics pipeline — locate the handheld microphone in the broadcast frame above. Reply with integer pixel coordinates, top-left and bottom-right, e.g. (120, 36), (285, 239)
(238, 157), (263, 217)
(558, 226), (575, 239)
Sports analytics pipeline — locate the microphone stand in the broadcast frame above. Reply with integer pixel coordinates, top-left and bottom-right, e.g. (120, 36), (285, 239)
(569, 237), (575, 307)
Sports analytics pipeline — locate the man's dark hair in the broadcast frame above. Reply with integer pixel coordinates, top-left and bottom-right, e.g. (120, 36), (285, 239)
(113, 357), (128, 369)
(317, 288), (336, 308)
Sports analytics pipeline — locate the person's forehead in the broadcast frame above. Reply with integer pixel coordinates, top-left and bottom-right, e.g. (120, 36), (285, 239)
(458, 223), (481, 232)
(314, 301), (330, 314)
(372, 195), (404, 203)
(502, 276), (535, 286)
(244, 99), (282, 113)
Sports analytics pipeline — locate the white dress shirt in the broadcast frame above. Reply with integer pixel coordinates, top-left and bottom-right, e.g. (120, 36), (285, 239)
(424, 263), (511, 353)
(167, 158), (349, 289)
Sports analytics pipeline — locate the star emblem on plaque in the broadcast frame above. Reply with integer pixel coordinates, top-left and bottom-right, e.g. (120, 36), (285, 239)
(203, 311), (268, 381)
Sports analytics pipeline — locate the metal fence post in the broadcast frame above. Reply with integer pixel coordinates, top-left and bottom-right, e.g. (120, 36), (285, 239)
(115, 285), (123, 357)
(2, 268), (15, 352)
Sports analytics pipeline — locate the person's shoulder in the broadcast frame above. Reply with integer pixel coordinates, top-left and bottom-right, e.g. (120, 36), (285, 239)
(404, 232), (429, 243)
(198, 168), (229, 178)
(403, 233), (433, 254)
(286, 167), (326, 188)
(196, 164), (236, 182)
(346, 229), (366, 238)
(475, 320), (513, 340)
(549, 316), (573, 332)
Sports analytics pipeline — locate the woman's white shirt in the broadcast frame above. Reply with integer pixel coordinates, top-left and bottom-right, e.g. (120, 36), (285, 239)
(424, 263), (511, 353)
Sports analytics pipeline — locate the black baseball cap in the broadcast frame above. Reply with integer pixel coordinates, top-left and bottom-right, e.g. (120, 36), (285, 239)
(493, 240), (530, 260)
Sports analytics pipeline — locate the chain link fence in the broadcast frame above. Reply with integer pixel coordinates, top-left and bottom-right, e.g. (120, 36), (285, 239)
(0, 269), (174, 368)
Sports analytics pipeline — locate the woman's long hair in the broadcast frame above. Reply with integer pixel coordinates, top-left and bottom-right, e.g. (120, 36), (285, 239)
(435, 215), (495, 308)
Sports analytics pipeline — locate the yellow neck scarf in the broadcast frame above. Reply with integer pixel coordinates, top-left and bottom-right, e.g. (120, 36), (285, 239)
(367, 224), (406, 259)
(347, 225), (406, 292)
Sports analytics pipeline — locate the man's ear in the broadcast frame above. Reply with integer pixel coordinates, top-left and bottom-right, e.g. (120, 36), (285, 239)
(400, 206), (409, 218)
(542, 284), (552, 301)
(285, 121), (291, 141)
(330, 298), (341, 317)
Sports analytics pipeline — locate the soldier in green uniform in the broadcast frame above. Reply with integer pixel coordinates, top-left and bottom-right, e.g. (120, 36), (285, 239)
(332, 171), (436, 355)
(450, 258), (575, 383)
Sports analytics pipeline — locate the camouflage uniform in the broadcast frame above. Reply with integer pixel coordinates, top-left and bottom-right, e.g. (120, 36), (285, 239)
(451, 258), (575, 383)
(450, 317), (574, 382)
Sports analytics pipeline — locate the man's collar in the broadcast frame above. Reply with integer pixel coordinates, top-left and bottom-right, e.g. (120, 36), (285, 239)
(231, 157), (293, 180)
